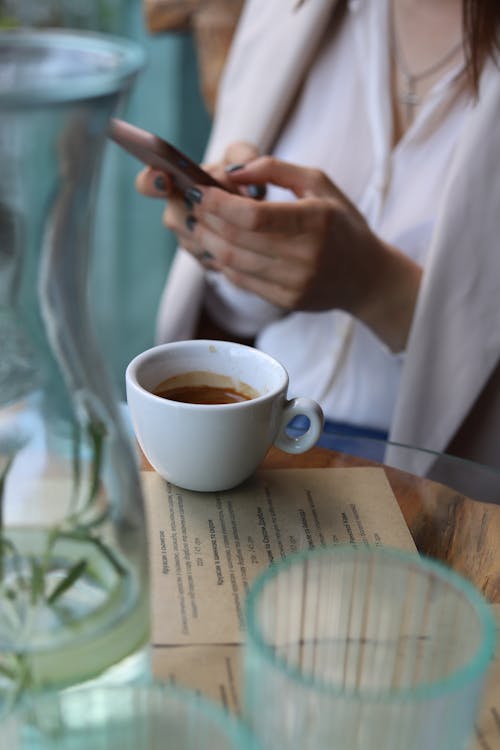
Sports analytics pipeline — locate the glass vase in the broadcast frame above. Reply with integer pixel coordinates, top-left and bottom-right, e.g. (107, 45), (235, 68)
(0, 29), (148, 707)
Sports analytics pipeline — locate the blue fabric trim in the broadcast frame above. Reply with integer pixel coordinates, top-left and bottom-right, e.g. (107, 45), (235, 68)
(288, 416), (388, 462)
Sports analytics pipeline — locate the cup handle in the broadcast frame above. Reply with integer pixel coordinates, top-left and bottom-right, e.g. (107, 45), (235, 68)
(274, 398), (324, 454)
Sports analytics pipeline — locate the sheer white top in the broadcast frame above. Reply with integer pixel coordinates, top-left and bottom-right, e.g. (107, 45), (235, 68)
(203, 0), (470, 431)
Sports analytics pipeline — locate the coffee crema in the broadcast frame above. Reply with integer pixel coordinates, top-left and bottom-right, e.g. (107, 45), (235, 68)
(152, 370), (259, 405)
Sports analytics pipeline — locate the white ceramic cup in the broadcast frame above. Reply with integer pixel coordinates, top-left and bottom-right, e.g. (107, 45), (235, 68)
(125, 340), (324, 492)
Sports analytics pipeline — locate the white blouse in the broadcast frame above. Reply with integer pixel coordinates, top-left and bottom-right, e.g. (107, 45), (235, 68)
(204, 0), (471, 431)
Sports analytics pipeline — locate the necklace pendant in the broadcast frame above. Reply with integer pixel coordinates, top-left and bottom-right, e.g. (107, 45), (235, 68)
(401, 76), (419, 121)
(402, 89), (419, 107)
(403, 75), (419, 104)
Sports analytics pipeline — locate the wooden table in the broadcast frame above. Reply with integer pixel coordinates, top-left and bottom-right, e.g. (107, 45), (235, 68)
(263, 445), (500, 604)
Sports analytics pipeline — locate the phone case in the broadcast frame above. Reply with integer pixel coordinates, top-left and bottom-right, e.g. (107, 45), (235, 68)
(108, 118), (225, 192)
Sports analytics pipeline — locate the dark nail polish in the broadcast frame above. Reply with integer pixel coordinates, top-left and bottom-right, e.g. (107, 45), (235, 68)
(198, 250), (214, 263)
(247, 183), (266, 200)
(225, 163), (245, 173)
(184, 195), (194, 211)
(154, 175), (166, 192)
(186, 215), (197, 232)
(185, 187), (203, 204)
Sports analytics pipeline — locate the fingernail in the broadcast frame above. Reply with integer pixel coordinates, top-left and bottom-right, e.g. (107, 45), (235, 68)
(198, 250), (214, 263)
(154, 175), (166, 192)
(247, 183), (266, 200)
(184, 187), (203, 204)
(184, 195), (194, 210)
(185, 215), (197, 232)
(225, 163), (245, 173)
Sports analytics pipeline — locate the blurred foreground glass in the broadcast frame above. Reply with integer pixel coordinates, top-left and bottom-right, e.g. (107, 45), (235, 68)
(0, 0), (127, 33)
(0, 30), (149, 705)
(0, 683), (259, 749)
(244, 546), (496, 750)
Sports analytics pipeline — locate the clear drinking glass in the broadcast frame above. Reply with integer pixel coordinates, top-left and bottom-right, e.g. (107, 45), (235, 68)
(0, 683), (260, 749)
(0, 30), (148, 706)
(244, 546), (496, 750)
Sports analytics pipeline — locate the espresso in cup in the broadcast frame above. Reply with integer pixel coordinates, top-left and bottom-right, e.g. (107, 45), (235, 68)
(153, 370), (259, 405)
(126, 340), (324, 492)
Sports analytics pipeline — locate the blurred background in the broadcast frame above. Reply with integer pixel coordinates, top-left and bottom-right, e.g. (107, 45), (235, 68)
(0, 0), (213, 397)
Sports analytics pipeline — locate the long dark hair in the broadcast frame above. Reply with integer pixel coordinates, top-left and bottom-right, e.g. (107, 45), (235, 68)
(463, 0), (500, 92)
(296, 0), (500, 94)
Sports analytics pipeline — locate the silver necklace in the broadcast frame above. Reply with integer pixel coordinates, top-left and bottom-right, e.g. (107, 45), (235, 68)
(390, 3), (464, 121)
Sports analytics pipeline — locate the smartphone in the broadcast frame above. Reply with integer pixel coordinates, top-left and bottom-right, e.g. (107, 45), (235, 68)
(108, 118), (227, 193)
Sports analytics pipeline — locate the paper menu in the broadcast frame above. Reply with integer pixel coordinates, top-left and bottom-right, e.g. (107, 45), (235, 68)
(143, 467), (417, 646)
(143, 466), (417, 710)
(152, 644), (243, 712)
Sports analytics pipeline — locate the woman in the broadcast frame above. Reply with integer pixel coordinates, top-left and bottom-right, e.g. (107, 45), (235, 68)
(136, 0), (500, 475)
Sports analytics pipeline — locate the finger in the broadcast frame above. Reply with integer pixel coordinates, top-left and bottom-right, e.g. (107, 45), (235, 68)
(207, 142), (264, 198)
(161, 198), (225, 271)
(224, 141), (261, 168)
(164, 185), (328, 269)
(200, 141), (259, 176)
(171, 197), (280, 259)
(223, 143), (265, 200)
(162, 187), (199, 233)
(200, 186), (332, 239)
(194, 163), (241, 193)
(200, 206), (313, 260)
(245, 183), (267, 200)
(221, 156), (342, 201)
(221, 266), (303, 310)
(225, 165), (266, 200)
(204, 172), (265, 199)
(185, 244), (218, 270)
(176, 237), (219, 271)
(199, 141), (259, 192)
(162, 203), (202, 245)
(135, 167), (175, 198)
(172, 208), (312, 286)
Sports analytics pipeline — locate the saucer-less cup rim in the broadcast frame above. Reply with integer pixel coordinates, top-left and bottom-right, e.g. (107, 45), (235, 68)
(128, 340), (290, 410)
(126, 340), (323, 454)
(244, 545), (496, 703)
